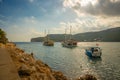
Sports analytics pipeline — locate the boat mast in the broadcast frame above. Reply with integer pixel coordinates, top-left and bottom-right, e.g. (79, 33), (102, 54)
(64, 28), (67, 42)
(44, 29), (46, 41)
(47, 30), (49, 41)
(70, 25), (72, 40)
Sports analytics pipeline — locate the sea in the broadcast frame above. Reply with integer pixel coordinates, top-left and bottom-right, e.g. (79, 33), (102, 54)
(15, 42), (120, 80)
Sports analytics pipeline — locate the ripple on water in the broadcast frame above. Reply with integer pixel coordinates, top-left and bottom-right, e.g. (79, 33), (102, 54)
(16, 42), (120, 80)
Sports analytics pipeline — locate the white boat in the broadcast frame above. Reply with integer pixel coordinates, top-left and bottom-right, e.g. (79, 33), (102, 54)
(85, 47), (102, 57)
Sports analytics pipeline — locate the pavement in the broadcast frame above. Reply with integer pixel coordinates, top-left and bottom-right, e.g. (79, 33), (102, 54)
(0, 48), (20, 80)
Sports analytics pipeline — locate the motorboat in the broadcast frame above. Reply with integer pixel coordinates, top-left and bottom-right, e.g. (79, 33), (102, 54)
(85, 47), (102, 58)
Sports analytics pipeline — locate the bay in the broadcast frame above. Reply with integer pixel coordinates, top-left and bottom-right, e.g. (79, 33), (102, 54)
(15, 42), (120, 80)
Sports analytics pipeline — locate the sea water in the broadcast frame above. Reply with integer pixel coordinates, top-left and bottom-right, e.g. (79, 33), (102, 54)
(15, 42), (120, 80)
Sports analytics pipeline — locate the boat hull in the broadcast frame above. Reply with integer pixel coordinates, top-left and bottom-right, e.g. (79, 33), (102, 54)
(43, 41), (54, 46)
(85, 50), (93, 57)
(85, 47), (102, 58)
(62, 43), (77, 48)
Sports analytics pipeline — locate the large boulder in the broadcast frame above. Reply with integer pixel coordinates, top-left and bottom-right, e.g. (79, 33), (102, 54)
(18, 64), (32, 77)
(52, 71), (68, 80)
(76, 74), (97, 80)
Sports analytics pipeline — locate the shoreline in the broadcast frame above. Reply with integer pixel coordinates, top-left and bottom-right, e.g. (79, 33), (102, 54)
(0, 42), (97, 80)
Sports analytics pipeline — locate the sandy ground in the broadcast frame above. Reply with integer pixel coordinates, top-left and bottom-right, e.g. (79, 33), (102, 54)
(0, 48), (20, 80)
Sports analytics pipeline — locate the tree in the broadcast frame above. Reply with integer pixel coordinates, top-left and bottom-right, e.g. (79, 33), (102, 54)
(0, 29), (8, 44)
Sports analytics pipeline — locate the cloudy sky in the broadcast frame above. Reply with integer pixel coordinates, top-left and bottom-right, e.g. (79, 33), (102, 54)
(0, 0), (120, 42)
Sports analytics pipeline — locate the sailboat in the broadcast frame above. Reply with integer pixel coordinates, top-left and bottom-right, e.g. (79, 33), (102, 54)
(43, 30), (54, 46)
(62, 26), (77, 48)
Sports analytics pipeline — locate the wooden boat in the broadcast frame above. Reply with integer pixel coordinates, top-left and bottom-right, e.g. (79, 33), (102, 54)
(43, 39), (54, 46)
(43, 30), (54, 46)
(62, 26), (77, 48)
(62, 39), (77, 48)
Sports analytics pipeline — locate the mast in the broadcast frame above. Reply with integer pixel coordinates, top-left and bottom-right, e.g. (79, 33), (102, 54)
(70, 25), (72, 40)
(44, 29), (46, 41)
(64, 28), (67, 42)
(47, 30), (49, 41)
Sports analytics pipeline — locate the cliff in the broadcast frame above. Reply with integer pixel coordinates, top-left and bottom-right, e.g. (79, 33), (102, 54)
(31, 27), (120, 42)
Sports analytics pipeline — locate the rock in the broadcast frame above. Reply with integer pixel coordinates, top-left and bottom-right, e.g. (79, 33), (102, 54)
(31, 66), (36, 72)
(19, 58), (26, 63)
(5, 43), (69, 80)
(52, 71), (68, 80)
(35, 60), (52, 73)
(18, 64), (31, 77)
(37, 73), (56, 80)
(76, 74), (97, 80)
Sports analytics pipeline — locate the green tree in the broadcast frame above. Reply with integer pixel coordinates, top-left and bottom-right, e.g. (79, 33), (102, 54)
(0, 29), (8, 44)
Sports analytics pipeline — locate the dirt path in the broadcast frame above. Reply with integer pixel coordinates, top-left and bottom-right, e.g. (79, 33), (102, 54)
(0, 48), (20, 80)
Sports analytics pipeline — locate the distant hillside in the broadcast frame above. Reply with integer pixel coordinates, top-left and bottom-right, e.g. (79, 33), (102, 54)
(31, 27), (120, 42)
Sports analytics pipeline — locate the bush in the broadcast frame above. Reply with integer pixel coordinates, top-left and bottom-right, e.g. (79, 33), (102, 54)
(0, 29), (8, 44)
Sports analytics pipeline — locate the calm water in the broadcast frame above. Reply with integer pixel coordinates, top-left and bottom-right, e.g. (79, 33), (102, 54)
(15, 42), (120, 80)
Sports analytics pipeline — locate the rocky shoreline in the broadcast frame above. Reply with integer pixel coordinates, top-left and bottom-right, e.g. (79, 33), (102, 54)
(0, 43), (97, 80)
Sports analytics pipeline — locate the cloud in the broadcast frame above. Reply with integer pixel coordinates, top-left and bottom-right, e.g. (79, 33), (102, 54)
(23, 16), (38, 24)
(54, 15), (120, 35)
(39, 7), (47, 13)
(63, 0), (120, 16)
(30, 28), (44, 37)
(28, 0), (35, 3)
(1, 16), (46, 42)
(62, 0), (120, 33)
(0, 0), (2, 3)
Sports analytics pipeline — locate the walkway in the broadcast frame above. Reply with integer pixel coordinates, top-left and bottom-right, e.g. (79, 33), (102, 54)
(0, 48), (20, 80)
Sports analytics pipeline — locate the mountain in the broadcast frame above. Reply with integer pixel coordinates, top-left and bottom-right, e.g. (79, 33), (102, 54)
(31, 27), (120, 42)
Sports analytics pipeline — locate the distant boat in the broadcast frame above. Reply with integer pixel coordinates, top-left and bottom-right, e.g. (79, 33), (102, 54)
(85, 47), (102, 58)
(43, 30), (54, 46)
(62, 26), (77, 48)
(62, 39), (77, 48)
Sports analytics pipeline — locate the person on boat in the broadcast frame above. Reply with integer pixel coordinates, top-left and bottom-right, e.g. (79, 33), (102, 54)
(91, 47), (94, 53)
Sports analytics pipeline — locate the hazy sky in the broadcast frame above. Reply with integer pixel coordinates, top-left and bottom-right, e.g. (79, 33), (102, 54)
(0, 0), (120, 42)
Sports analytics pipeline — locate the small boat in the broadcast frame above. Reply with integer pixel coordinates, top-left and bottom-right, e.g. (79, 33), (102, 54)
(43, 40), (54, 46)
(85, 47), (102, 58)
(62, 25), (77, 48)
(43, 30), (54, 46)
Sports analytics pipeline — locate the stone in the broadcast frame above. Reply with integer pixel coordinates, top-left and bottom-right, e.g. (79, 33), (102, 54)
(76, 74), (97, 80)
(18, 64), (31, 77)
(52, 71), (68, 80)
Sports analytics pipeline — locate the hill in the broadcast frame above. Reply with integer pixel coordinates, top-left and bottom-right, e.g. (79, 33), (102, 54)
(31, 27), (120, 42)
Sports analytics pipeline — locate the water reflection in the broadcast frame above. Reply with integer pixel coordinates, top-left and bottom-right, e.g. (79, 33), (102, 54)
(16, 42), (120, 80)
(87, 57), (102, 62)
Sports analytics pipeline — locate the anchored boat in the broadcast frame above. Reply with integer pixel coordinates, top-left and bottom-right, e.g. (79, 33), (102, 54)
(61, 25), (77, 48)
(85, 47), (102, 58)
(43, 30), (54, 46)
(62, 39), (77, 48)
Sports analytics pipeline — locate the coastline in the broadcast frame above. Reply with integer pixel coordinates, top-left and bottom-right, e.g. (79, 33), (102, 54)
(0, 42), (97, 80)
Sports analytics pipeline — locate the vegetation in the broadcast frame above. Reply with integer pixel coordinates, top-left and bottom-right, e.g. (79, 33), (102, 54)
(0, 29), (8, 44)
(31, 27), (120, 42)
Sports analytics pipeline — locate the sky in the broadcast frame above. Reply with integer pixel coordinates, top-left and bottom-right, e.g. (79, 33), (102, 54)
(0, 0), (120, 42)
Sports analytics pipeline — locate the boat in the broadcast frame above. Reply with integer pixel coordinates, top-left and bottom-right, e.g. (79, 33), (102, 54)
(85, 47), (102, 58)
(43, 30), (54, 46)
(43, 39), (54, 46)
(62, 39), (77, 48)
(62, 26), (77, 48)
